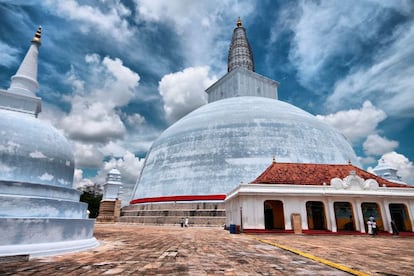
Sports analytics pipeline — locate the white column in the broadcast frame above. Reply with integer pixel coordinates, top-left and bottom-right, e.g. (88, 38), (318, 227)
(301, 200), (308, 230)
(383, 200), (393, 233)
(354, 199), (365, 233)
(378, 199), (390, 232)
(283, 199), (292, 230)
(327, 198), (337, 232)
(323, 198), (331, 231)
(407, 199), (414, 232)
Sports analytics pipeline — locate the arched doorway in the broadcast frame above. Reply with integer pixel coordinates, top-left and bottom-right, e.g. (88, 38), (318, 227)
(306, 201), (326, 230)
(389, 203), (412, 232)
(264, 200), (284, 230)
(362, 202), (383, 231)
(334, 202), (355, 231)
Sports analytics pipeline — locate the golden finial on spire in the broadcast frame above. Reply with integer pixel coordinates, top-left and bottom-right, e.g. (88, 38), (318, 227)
(31, 26), (42, 45)
(236, 17), (242, 27)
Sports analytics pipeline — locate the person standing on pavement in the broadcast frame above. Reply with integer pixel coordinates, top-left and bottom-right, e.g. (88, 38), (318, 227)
(185, 217), (189, 227)
(372, 219), (377, 235)
(367, 219), (373, 235)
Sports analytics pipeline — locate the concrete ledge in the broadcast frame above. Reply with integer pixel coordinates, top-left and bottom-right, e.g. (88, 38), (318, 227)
(0, 180), (81, 201)
(0, 195), (88, 218)
(0, 238), (99, 258)
(0, 218), (95, 246)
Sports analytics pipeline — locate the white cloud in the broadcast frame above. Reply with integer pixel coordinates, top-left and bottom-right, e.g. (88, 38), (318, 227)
(44, 0), (134, 43)
(100, 141), (128, 157)
(278, 0), (414, 93)
(328, 21), (414, 118)
(363, 134), (399, 156)
(72, 142), (104, 168)
(359, 156), (377, 166)
(0, 41), (20, 68)
(61, 54), (140, 143)
(62, 100), (126, 143)
(101, 56), (141, 106)
(134, 0), (255, 72)
(66, 65), (85, 93)
(123, 113), (146, 127)
(316, 101), (386, 142)
(378, 152), (414, 184)
(123, 125), (161, 154)
(73, 168), (94, 189)
(159, 66), (216, 122)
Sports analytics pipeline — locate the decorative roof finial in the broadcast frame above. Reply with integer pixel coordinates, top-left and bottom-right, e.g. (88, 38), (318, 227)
(236, 17), (242, 27)
(31, 26), (42, 45)
(348, 159), (352, 165)
(272, 156), (276, 163)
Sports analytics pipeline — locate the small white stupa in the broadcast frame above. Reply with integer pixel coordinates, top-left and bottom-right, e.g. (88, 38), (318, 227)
(103, 169), (123, 200)
(97, 169), (123, 222)
(372, 158), (405, 184)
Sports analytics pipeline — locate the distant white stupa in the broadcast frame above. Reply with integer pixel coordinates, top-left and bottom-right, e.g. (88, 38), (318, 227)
(372, 158), (406, 184)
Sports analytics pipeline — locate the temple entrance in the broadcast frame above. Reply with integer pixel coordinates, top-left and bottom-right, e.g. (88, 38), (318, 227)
(389, 203), (412, 232)
(264, 200), (284, 230)
(362, 202), (383, 231)
(306, 201), (326, 230)
(334, 202), (355, 231)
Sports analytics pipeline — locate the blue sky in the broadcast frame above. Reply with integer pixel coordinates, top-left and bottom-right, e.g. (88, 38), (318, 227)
(1, 0), (413, 195)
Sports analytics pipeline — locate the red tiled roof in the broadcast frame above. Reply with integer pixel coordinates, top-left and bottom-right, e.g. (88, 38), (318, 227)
(251, 162), (412, 188)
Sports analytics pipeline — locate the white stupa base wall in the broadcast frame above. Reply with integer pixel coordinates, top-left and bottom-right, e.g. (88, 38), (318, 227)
(0, 218), (98, 257)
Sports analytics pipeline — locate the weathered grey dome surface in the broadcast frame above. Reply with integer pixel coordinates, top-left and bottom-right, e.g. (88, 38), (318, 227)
(0, 109), (74, 188)
(132, 96), (360, 202)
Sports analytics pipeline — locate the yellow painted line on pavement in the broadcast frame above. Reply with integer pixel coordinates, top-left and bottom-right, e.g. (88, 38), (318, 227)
(251, 236), (370, 276)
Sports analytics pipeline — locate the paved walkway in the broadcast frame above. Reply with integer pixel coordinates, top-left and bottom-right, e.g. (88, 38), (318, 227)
(0, 224), (413, 275)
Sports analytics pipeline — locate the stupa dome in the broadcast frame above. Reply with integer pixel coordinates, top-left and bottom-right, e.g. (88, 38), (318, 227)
(131, 96), (360, 203)
(0, 110), (74, 188)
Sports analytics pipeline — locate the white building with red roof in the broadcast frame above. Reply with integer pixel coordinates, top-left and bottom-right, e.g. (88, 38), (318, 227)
(225, 160), (414, 234)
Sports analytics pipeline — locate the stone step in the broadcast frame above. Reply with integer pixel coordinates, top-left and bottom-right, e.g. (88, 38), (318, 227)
(121, 209), (226, 217)
(97, 200), (121, 223)
(96, 215), (117, 223)
(118, 216), (226, 226)
(122, 202), (225, 211)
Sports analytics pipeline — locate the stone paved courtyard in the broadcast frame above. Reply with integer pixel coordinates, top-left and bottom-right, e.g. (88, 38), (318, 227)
(0, 224), (413, 275)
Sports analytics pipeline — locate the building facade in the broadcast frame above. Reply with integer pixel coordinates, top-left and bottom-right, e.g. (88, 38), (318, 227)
(226, 161), (414, 234)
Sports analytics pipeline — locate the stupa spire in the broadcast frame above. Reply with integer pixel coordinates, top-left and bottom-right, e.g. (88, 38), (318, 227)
(227, 17), (254, 72)
(8, 26), (42, 97)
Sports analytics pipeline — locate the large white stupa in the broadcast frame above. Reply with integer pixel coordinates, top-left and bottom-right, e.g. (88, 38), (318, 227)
(0, 28), (97, 257)
(129, 18), (360, 205)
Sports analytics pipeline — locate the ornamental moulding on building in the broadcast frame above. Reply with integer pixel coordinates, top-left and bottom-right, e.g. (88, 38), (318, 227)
(330, 171), (380, 190)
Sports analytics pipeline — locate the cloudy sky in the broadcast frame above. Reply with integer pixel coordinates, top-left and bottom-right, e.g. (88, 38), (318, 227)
(1, 0), (413, 199)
